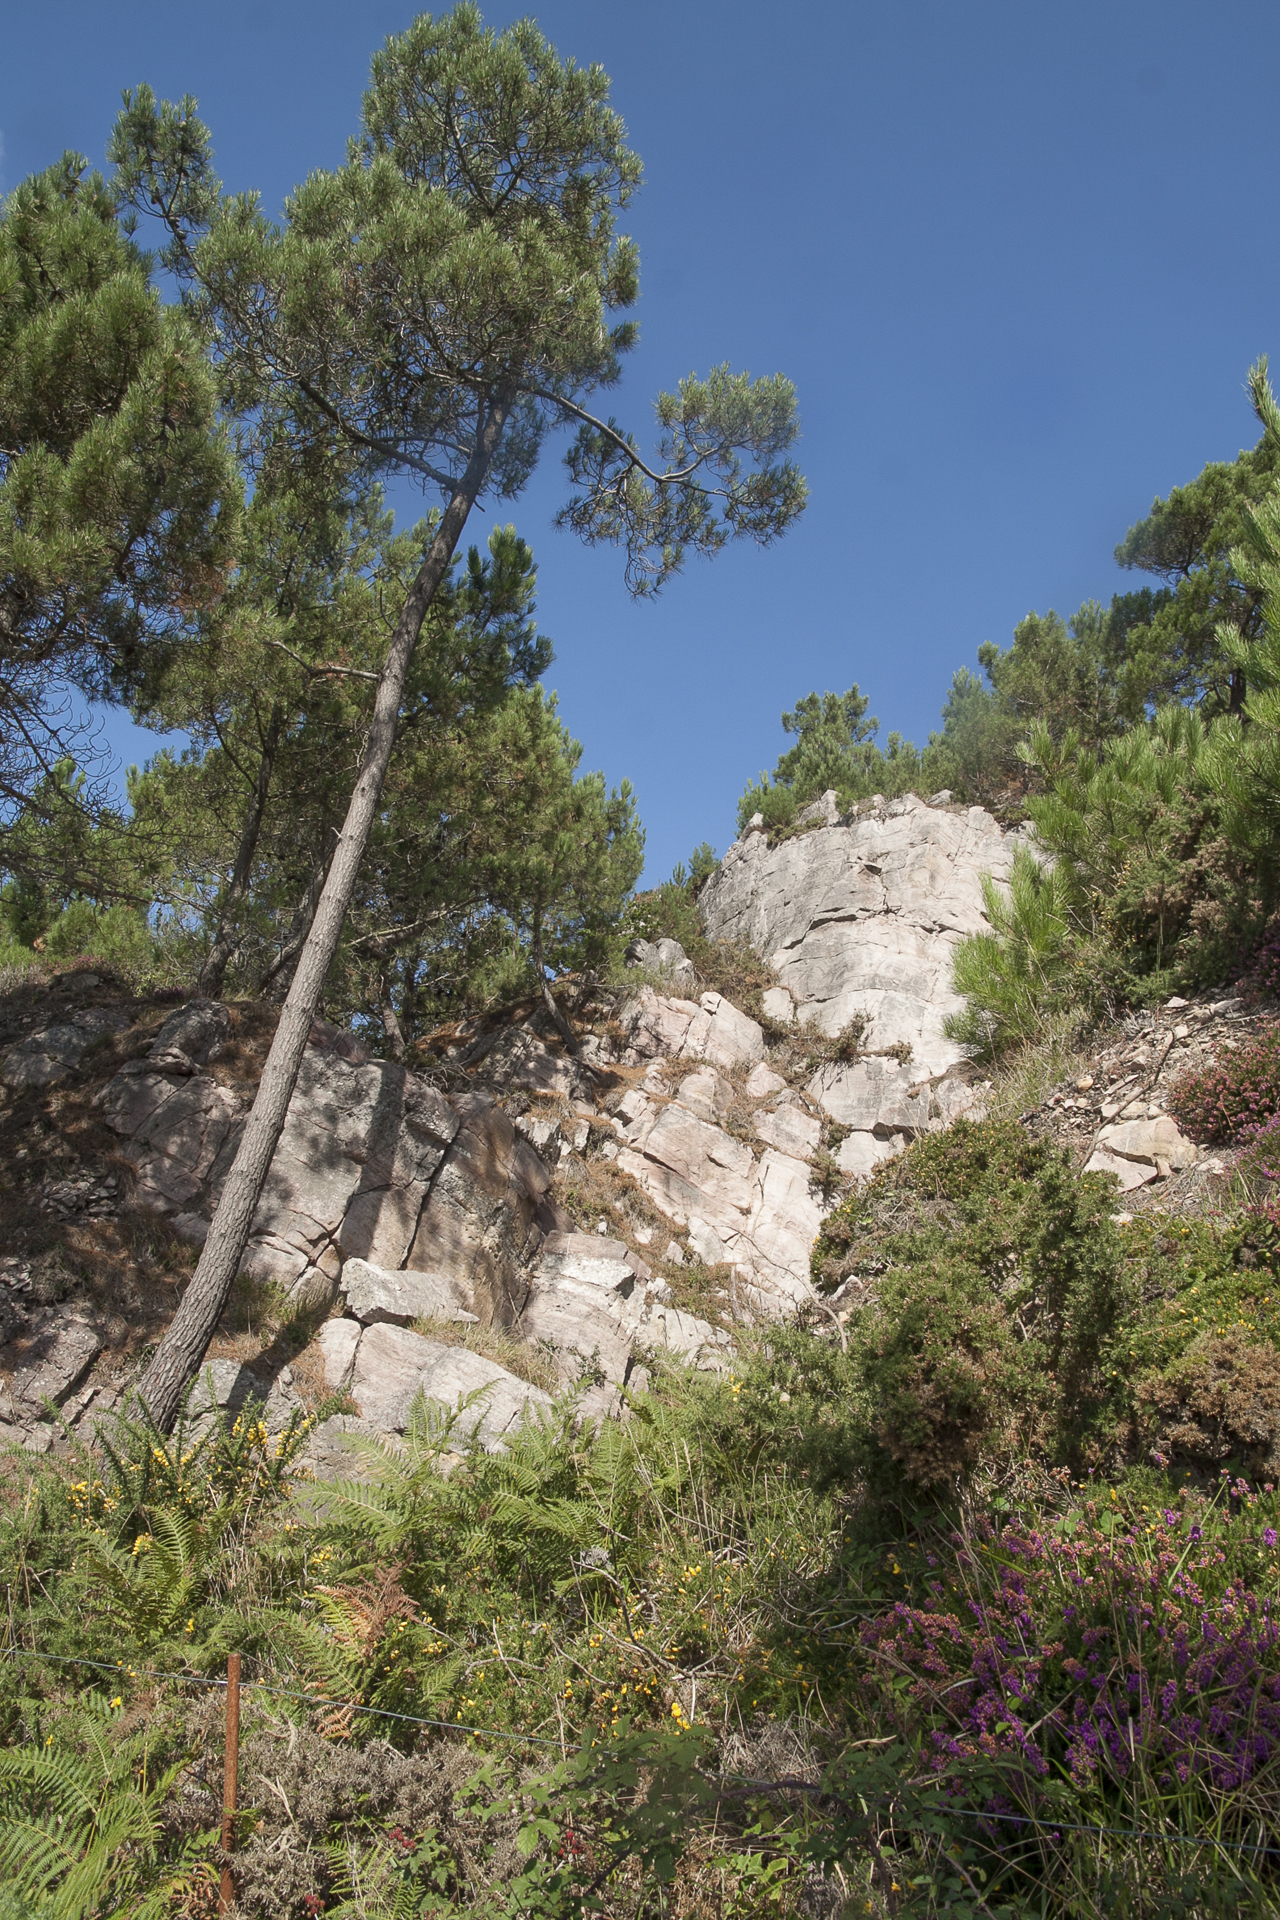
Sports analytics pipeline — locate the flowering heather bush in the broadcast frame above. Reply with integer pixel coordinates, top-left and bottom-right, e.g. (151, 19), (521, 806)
(1236, 1110), (1280, 1198)
(1167, 1024), (1280, 1143)
(856, 1477), (1280, 1903)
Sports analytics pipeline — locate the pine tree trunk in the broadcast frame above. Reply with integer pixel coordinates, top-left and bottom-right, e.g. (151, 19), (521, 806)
(137, 400), (509, 1430)
(530, 901), (579, 1054)
(198, 704), (285, 999)
(256, 850), (330, 1001)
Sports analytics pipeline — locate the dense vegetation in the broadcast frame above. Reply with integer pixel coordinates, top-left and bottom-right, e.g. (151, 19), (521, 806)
(9, 1118), (1280, 1914)
(10, 5), (1280, 1916)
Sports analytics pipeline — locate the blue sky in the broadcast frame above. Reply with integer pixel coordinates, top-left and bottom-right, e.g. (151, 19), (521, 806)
(5, 1), (1280, 882)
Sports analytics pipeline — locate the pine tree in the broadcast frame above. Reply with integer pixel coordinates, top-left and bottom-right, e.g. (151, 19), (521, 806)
(0, 151), (236, 872)
(114, 5), (806, 1426)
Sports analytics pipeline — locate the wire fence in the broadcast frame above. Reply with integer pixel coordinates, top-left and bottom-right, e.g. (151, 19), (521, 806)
(5, 1642), (1280, 1867)
(1, 1644), (565, 1748)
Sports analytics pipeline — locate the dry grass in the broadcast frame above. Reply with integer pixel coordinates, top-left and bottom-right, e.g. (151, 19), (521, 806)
(408, 1313), (562, 1395)
(983, 1009), (1092, 1122)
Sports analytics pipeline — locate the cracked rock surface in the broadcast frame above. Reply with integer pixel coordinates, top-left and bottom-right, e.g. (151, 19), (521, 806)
(698, 791), (1017, 1076)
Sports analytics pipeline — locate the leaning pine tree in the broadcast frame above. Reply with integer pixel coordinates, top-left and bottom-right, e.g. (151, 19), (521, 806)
(114, 3), (808, 1428)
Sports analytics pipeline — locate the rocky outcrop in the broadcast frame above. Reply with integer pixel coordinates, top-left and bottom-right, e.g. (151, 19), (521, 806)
(317, 1318), (552, 1448)
(101, 1009), (565, 1331)
(2, 1004), (132, 1088)
(624, 936), (698, 996)
(608, 1067), (825, 1313)
(614, 985), (766, 1073)
(698, 791), (1016, 1078)
(85, 996), (730, 1448)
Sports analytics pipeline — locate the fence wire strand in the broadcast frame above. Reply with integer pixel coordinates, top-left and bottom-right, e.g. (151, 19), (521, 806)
(5, 1643), (1280, 1866)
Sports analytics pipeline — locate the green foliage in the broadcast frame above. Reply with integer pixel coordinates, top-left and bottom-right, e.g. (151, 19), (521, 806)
(65, 1382), (312, 1659)
(944, 846), (1082, 1057)
(0, 150), (237, 853)
(736, 683), (945, 831)
(946, 700), (1275, 1056)
(815, 1121), (1131, 1487)
(1199, 359), (1280, 859)
(1113, 421), (1280, 715)
(0, 1697), (200, 1919)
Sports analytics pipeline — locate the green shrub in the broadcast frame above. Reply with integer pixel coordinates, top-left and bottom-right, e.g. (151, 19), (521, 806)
(828, 1123), (1131, 1485)
(944, 848), (1086, 1057)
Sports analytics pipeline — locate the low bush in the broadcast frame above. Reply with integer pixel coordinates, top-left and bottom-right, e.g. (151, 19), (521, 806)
(813, 1122), (1131, 1484)
(1168, 1024), (1280, 1142)
(814, 1120), (1280, 1490)
(850, 1475), (1280, 1912)
(1235, 1109), (1280, 1205)
(1239, 919), (1280, 1002)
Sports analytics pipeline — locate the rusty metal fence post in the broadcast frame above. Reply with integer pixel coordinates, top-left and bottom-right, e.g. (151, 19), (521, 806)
(219, 1652), (241, 1913)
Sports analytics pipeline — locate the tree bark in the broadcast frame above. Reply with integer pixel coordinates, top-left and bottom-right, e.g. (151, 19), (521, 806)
(1230, 665), (1247, 719)
(256, 850), (330, 1001)
(530, 901), (579, 1055)
(198, 704), (285, 999)
(378, 977), (407, 1062)
(136, 398), (509, 1430)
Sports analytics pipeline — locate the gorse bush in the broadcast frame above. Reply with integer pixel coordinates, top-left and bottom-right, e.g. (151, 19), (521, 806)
(814, 1121), (1131, 1486)
(812, 1119), (1280, 1490)
(1168, 1026), (1280, 1143)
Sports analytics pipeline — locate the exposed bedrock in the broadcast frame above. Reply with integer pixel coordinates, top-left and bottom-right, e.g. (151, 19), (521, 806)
(698, 791), (1018, 1078)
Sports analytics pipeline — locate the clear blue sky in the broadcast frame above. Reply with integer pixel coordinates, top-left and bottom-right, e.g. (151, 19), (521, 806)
(5, 1), (1279, 882)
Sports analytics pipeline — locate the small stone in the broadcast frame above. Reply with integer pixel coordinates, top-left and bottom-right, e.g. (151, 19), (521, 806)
(1173, 1023), (1190, 1040)
(745, 1061), (788, 1100)
(1100, 1101), (1122, 1120)
(1075, 1075), (1094, 1091)
(596, 1219), (609, 1236)
(761, 986), (795, 1028)
(1165, 996), (1189, 1011)
(665, 1241), (686, 1266)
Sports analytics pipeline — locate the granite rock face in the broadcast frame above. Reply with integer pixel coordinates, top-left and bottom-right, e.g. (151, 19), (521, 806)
(75, 788), (1028, 1453)
(615, 987), (765, 1072)
(610, 1073), (825, 1313)
(698, 792), (1016, 1078)
(101, 1016), (563, 1331)
(2, 1004), (133, 1088)
(330, 1321), (554, 1448)
(624, 936), (698, 996)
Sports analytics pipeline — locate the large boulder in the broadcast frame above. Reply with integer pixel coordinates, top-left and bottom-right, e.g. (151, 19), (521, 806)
(698, 793), (1016, 1078)
(102, 1015), (563, 1331)
(346, 1323), (552, 1448)
(612, 1075), (823, 1312)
